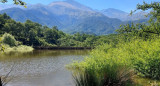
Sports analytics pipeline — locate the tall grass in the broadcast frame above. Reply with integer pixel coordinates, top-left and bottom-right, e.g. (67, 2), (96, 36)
(68, 43), (135, 86)
(71, 66), (134, 86)
(2, 44), (33, 52)
(68, 38), (160, 86)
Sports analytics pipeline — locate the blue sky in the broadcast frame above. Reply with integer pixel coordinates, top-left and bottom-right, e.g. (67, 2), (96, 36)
(4, 0), (160, 12)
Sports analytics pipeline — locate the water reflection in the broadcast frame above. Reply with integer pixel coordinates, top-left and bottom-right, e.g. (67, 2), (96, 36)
(0, 50), (90, 86)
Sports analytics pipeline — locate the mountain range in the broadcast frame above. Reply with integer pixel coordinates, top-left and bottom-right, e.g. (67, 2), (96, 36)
(0, 0), (148, 35)
(101, 8), (148, 21)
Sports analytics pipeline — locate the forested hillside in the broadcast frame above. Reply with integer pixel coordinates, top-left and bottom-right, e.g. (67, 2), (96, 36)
(0, 13), (119, 48)
(0, 0), (128, 35)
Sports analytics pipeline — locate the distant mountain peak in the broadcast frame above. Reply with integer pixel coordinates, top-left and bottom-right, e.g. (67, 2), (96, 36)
(48, 1), (73, 7)
(102, 8), (127, 14)
(0, 1), (147, 35)
(48, 0), (92, 11)
(65, 0), (81, 5)
(101, 8), (147, 21)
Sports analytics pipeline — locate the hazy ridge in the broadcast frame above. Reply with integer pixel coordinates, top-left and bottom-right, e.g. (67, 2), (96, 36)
(0, 0), (148, 35)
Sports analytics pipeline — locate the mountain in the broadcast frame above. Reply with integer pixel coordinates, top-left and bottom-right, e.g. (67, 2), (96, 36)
(0, 4), (22, 11)
(101, 8), (148, 21)
(0, 0), (124, 35)
(64, 16), (122, 35)
(48, 0), (93, 12)
(0, 7), (62, 27)
(0, 0), (148, 35)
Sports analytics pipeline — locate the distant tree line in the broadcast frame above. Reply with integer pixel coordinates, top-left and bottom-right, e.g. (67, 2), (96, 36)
(0, 13), (120, 48)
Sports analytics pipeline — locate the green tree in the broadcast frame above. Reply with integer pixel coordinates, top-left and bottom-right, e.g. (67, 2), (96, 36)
(134, 2), (160, 22)
(44, 29), (59, 45)
(0, 0), (26, 6)
(117, 2), (160, 40)
(2, 33), (17, 47)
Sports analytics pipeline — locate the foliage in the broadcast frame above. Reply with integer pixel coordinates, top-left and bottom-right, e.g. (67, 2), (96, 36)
(0, 33), (33, 52)
(118, 2), (160, 40)
(0, 37), (4, 51)
(0, 0), (26, 7)
(134, 1), (160, 22)
(0, 13), (119, 48)
(68, 43), (135, 86)
(114, 1), (160, 81)
(127, 39), (160, 80)
(68, 37), (160, 86)
(116, 2), (160, 41)
(108, 39), (160, 80)
(1, 33), (18, 47)
(2, 44), (33, 52)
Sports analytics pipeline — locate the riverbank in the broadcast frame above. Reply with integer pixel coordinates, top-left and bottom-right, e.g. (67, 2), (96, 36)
(1, 45), (33, 53)
(33, 46), (92, 50)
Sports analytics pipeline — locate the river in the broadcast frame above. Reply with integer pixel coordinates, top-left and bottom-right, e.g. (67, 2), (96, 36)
(0, 50), (90, 86)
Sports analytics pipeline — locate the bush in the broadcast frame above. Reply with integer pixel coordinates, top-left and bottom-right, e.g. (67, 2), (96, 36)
(1, 44), (33, 52)
(100, 39), (160, 80)
(68, 43), (135, 86)
(68, 38), (160, 86)
(2, 33), (17, 47)
(104, 39), (160, 80)
(0, 37), (4, 51)
(124, 39), (160, 80)
(71, 65), (134, 86)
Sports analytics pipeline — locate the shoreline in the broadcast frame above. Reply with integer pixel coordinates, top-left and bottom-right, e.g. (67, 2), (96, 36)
(33, 46), (92, 50)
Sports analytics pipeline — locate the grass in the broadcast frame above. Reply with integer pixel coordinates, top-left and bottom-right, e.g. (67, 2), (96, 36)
(67, 43), (135, 86)
(133, 76), (160, 86)
(68, 38), (160, 86)
(71, 67), (135, 86)
(1, 44), (33, 53)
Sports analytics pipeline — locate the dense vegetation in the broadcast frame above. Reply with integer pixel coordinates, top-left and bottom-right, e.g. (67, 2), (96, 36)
(68, 1), (160, 86)
(0, 13), (120, 48)
(0, 33), (33, 52)
(1, 1), (160, 86)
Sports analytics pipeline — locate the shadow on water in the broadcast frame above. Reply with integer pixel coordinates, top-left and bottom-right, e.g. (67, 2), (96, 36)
(0, 50), (90, 60)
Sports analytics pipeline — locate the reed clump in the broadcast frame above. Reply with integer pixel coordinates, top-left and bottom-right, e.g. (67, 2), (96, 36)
(68, 38), (160, 86)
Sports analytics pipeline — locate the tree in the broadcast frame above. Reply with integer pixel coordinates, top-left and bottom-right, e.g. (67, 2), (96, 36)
(0, 0), (26, 6)
(44, 29), (59, 44)
(132, 1), (160, 22)
(117, 2), (160, 40)
(2, 33), (18, 47)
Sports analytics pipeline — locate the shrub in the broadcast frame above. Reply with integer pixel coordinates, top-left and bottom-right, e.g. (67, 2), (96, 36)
(2, 33), (17, 47)
(1, 44), (33, 52)
(105, 39), (160, 80)
(71, 65), (134, 86)
(68, 43), (135, 86)
(68, 38), (160, 86)
(124, 39), (160, 80)
(0, 37), (4, 51)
